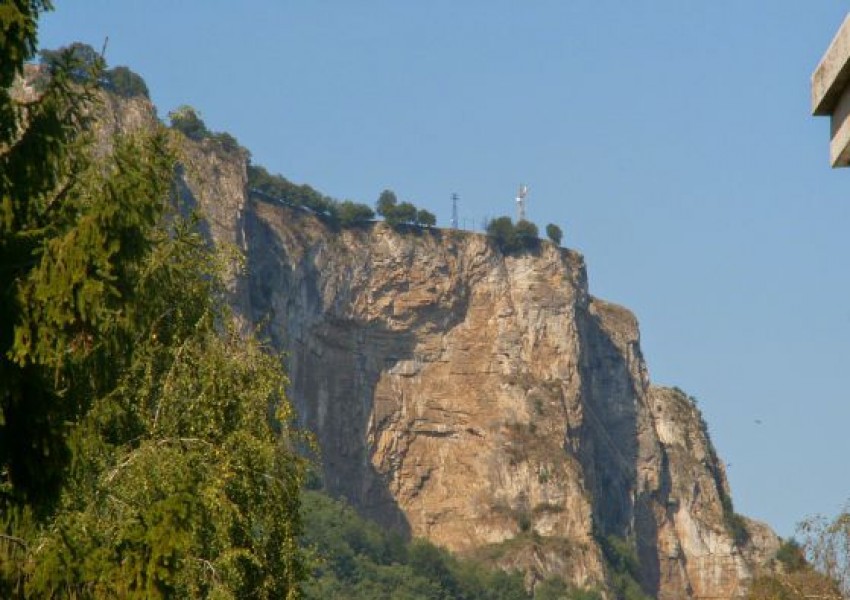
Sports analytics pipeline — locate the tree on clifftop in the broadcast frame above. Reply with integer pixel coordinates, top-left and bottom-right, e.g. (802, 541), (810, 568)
(546, 223), (563, 246)
(39, 41), (103, 84)
(338, 200), (375, 226)
(393, 201), (418, 226)
(416, 209), (436, 228)
(376, 189), (398, 218)
(514, 219), (539, 250)
(168, 104), (209, 141)
(486, 216), (540, 253)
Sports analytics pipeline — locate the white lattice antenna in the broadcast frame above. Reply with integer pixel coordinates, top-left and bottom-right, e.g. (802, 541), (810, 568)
(516, 184), (529, 221)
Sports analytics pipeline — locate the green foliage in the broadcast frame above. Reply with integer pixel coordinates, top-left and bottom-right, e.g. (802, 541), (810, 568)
(0, 1), (51, 145)
(514, 220), (539, 250)
(598, 536), (651, 600)
(375, 189), (434, 229)
(775, 538), (806, 572)
(376, 189), (398, 218)
(248, 164), (372, 228)
(721, 494), (750, 546)
(301, 491), (530, 600)
(248, 165), (332, 215)
(247, 177), (432, 231)
(39, 43), (150, 99)
(416, 209), (437, 228)
(1, 2), (49, 85)
(486, 216), (516, 252)
(2, 29), (111, 512)
(27, 314), (307, 598)
(39, 41), (104, 84)
(338, 200), (375, 227)
(168, 105), (247, 157)
(103, 65), (149, 98)
(545, 223), (563, 246)
(486, 216), (540, 254)
(393, 201), (418, 226)
(534, 577), (602, 600)
(209, 130), (241, 153)
(2, 15), (306, 596)
(169, 104), (209, 141)
(1, 121), (307, 597)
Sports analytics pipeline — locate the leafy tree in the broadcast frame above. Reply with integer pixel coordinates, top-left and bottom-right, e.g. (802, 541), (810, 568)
(545, 223), (562, 246)
(39, 41), (104, 84)
(416, 209), (436, 228)
(775, 538), (806, 572)
(302, 490), (530, 600)
(248, 165), (347, 221)
(486, 217), (538, 254)
(338, 200), (375, 227)
(26, 276), (307, 597)
(393, 201), (418, 225)
(167, 105), (247, 156)
(103, 65), (149, 98)
(2, 15), (110, 515)
(1, 9), (307, 596)
(486, 216), (518, 253)
(39, 43), (149, 99)
(514, 220), (539, 250)
(376, 189), (398, 218)
(534, 577), (602, 600)
(169, 104), (209, 141)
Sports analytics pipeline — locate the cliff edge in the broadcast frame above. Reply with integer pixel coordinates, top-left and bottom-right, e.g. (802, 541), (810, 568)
(227, 198), (779, 598)
(94, 89), (780, 598)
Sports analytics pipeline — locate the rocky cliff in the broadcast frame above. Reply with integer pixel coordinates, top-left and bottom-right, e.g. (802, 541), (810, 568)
(94, 90), (780, 598)
(226, 200), (780, 599)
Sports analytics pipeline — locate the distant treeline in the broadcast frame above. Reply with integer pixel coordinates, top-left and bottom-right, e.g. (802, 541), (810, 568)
(248, 166), (437, 230)
(248, 164), (377, 227)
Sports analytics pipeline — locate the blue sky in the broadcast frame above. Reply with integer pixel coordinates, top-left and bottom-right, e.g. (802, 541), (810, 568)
(39, 1), (850, 538)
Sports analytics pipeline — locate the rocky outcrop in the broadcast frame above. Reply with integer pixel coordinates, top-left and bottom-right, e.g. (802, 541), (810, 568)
(222, 195), (779, 597)
(91, 89), (780, 598)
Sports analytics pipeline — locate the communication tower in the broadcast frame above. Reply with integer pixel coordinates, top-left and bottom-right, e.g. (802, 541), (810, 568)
(451, 193), (459, 229)
(515, 184), (529, 221)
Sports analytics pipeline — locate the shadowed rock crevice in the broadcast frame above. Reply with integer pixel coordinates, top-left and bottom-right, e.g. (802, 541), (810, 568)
(243, 209), (420, 535)
(575, 298), (640, 540)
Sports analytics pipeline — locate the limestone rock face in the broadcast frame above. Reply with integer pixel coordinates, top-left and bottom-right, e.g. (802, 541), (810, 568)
(89, 90), (780, 598)
(226, 197), (779, 598)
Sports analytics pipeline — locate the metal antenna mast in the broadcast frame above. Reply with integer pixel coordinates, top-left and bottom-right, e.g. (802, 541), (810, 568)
(451, 193), (459, 229)
(516, 184), (529, 221)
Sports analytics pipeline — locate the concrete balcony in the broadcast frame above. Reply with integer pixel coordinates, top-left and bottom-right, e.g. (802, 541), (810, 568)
(812, 14), (850, 167)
